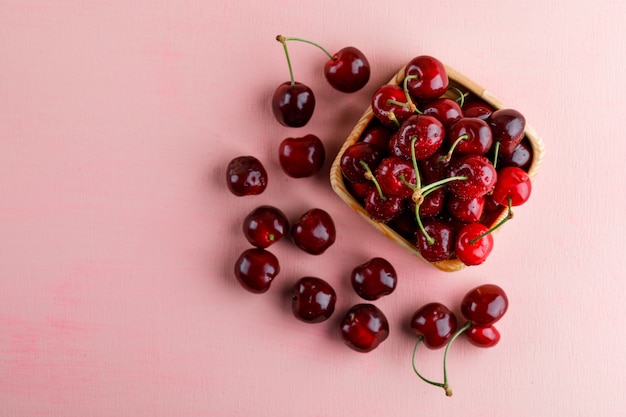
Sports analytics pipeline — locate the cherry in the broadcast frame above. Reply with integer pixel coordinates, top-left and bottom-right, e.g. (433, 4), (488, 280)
(278, 134), (325, 178)
(410, 303), (458, 349)
(462, 100), (494, 120)
(461, 283), (508, 326)
(421, 98), (463, 129)
(271, 81), (316, 128)
(404, 55), (449, 100)
(374, 156), (417, 199)
(360, 123), (393, 150)
(499, 140), (532, 170)
(291, 208), (336, 255)
(415, 186), (446, 219)
(446, 194), (485, 224)
(324, 46), (370, 93)
(340, 303), (389, 353)
(389, 114), (445, 161)
(371, 84), (415, 129)
(363, 185), (405, 222)
(242, 205), (289, 248)
(416, 220), (455, 262)
(446, 155), (497, 198)
(465, 325), (500, 348)
(488, 108), (526, 155)
(233, 248), (280, 293)
(454, 223), (494, 266)
(491, 166), (532, 207)
(350, 257), (397, 300)
(291, 277), (337, 323)
(340, 142), (384, 183)
(445, 117), (493, 158)
(419, 149), (450, 183)
(226, 156), (268, 196)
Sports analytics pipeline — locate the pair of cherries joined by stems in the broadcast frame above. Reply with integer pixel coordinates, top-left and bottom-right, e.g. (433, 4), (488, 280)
(410, 283), (509, 396)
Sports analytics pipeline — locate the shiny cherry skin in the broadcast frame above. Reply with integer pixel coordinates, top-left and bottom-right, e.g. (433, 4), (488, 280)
(405, 55), (449, 100)
(371, 84), (415, 129)
(462, 100), (494, 120)
(461, 283), (508, 326)
(410, 303), (458, 349)
(226, 156), (268, 196)
(324, 46), (370, 93)
(422, 98), (463, 129)
(446, 117), (493, 156)
(340, 303), (390, 353)
(419, 149), (449, 183)
(291, 208), (336, 255)
(499, 140), (532, 170)
(416, 220), (455, 262)
(491, 166), (532, 207)
(243, 205), (289, 248)
(418, 187), (446, 218)
(234, 248), (280, 293)
(291, 277), (337, 323)
(455, 223), (494, 266)
(389, 114), (445, 161)
(446, 194), (485, 223)
(278, 134), (325, 178)
(340, 142), (384, 183)
(446, 155), (497, 198)
(272, 81), (315, 127)
(375, 156), (417, 199)
(350, 257), (397, 300)
(360, 123), (393, 150)
(364, 185), (404, 222)
(489, 108), (526, 155)
(465, 324), (500, 348)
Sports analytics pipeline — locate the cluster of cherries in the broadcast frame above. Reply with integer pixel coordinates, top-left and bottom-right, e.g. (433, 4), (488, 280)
(410, 283), (509, 396)
(339, 55), (533, 266)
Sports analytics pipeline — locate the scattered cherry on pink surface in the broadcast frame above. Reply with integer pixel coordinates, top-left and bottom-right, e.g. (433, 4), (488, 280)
(278, 134), (325, 178)
(234, 248), (280, 294)
(243, 205), (289, 248)
(323, 45), (370, 93)
(350, 257), (397, 300)
(410, 303), (458, 349)
(465, 325), (501, 348)
(340, 303), (389, 353)
(291, 277), (337, 323)
(291, 208), (336, 255)
(460, 283), (508, 326)
(272, 81), (316, 128)
(226, 155), (268, 196)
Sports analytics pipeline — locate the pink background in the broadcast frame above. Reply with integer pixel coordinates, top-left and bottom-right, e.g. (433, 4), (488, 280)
(1, 1), (625, 415)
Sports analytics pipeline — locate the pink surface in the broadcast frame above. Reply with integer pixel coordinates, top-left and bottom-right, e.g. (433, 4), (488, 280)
(1, 1), (625, 415)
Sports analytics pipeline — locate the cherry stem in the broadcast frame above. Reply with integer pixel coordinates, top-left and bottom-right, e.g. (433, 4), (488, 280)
(493, 141), (501, 169)
(402, 75), (422, 114)
(420, 175), (468, 196)
(451, 86), (468, 107)
(359, 160), (385, 200)
(279, 36), (335, 61)
(441, 320), (474, 397)
(469, 197), (514, 245)
(411, 337), (447, 391)
(386, 99), (410, 108)
(445, 134), (469, 162)
(387, 110), (401, 128)
(276, 35), (296, 86)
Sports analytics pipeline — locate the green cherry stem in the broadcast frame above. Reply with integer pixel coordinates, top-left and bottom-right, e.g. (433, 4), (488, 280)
(441, 320), (474, 397)
(359, 160), (385, 200)
(387, 110), (401, 128)
(469, 196), (513, 245)
(451, 86), (468, 107)
(278, 36), (336, 61)
(402, 75), (422, 114)
(492, 141), (501, 169)
(276, 35), (296, 86)
(444, 134), (469, 162)
(411, 337), (447, 391)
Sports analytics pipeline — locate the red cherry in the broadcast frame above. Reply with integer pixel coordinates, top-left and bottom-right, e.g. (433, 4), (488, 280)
(324, 46), (370, 93)
(242, 205), (289, 248)
(291, 277), (337, 323)
(491, 166), (532, 207)
(421, 98), (463, 129)
(465, 325), (500, 348)
(405, 55), (449, 100)
(446, 194), (485, 224)
(233, 248), (280, 293)
(291, 208), (336, 255)
(363, 185), (405, 222)
(278, 134), (325, 178)
(271, 81), (316, 127)
(360, 123), (393, 150)
(462, 100), (494, 120)
(488, 108), (526, 155)
(446, 117), (493, 157)
(416, 220), (455, 262)
(461, 284), (508, 326)
(371, 84), (415, 129)
(416, 187), (446, 219)
(499, 140), (532, 170)
(410, 303), (458, 349)
(340, 142), (384, 183)
(350, 257), (397, 300)
(226, 156), (268, 196)
(446, 155), (497, 198)
(454, 223), (494, 266)
(340, 304), (389, 353)
(375, 156), (417, 199)
(389, 114), (445, 161)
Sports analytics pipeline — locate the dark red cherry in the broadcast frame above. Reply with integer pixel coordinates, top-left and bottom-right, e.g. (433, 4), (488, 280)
(226, 156), (268, 196)
(364, 185), (405, 222)
(405, 55), (449, 100)
(340, 142), (384, 184)
(417, 187), (446, 218)
(446, 194), (485, 224)
(389, 209), (418, 242)
(291, 277), (337, 323)
(491, 166), (532, 207)
(360, 123), (393, 150)
(278, 134), (325, 178)
(422, 98), (463, 129)
(499, 140), (532, 170)
(489, 108), (526, 155)
(324, 46), (370, 93)
(389, 114), (445, 161)
(291, 208), (336, 255)
(446, 117), (493, 157)
(446, 155), (497, 198)
(375, 156), (417, 199)
(350, 257), (397, 300)
(233, 248), (280, 293)
(461, 284), (508, 326)
(454, 223), (494, 266)
(272, 81), (315, 127)
(346, 181), (370, 201)
(416, 220), (455, 262)
(340, 303), (390, 353)
(465, 325), (500, 348)
(419, 149), (449, 183)
(371, 84), (415, 129)
(462, 100), (494, 120)
(242, 205), (289, 248)
(410, 303), (458, 349)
